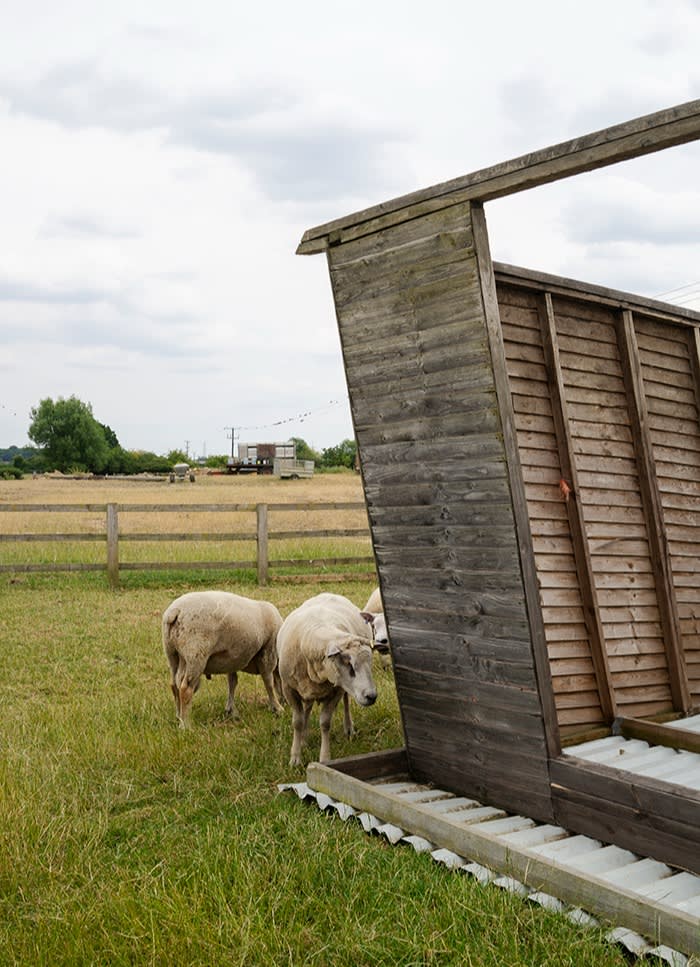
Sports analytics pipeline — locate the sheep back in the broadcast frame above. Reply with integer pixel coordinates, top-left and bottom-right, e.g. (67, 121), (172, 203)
(162, 590), (281, 672)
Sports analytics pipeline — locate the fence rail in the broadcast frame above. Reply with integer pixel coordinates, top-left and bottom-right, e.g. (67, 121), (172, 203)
(0, 501), (375, 587)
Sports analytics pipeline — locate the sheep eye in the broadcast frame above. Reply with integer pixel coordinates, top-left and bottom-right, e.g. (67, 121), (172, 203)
(348, 665), (356, 678)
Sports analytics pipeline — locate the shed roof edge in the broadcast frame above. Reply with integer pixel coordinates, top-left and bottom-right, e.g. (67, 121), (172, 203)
(493, 262), (700, 324)
(297, 98), (700, 255)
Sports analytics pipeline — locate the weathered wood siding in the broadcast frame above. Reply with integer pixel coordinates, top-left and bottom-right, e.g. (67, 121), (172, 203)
(327, 202), (554, 820)
(499, 284), (607, 736)
(496, 267), (700, 735)
(638, 319), (700, 706)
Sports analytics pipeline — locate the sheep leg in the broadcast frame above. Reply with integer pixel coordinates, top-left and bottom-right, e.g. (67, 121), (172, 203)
(342, 692), (354, 738)
(176, 678), (197, 728)
(175, 658), (202, 728)
(260, 669), (284, 715)
(225, 671), (239, 717)
(319, 691), (344, 764)
(273, 666), (286, 708)
(287, 689), (312, 766)
(167, 652), (181, 721)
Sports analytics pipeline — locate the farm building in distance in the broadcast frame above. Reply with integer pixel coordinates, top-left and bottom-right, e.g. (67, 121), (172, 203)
(296, 94), (700, 917)
(226, 441), (314, 479)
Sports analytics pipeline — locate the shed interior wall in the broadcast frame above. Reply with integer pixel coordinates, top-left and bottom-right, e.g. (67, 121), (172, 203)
(496, 268), (700, 736)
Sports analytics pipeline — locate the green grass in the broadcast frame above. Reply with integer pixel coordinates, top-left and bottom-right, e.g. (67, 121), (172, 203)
(0, 575), (628, 966)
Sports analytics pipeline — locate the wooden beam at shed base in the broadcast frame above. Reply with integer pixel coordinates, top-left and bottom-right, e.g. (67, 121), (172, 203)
(297, 99), (700, 254)
(616, 717), (700, 755)
(307, 759), (700, 955)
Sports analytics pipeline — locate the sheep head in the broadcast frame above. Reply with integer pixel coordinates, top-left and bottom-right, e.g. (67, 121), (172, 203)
(325, 636), (377, 706)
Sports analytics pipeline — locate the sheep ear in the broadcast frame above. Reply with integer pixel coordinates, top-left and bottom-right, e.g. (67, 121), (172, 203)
(360, 611), (375, 626)
(326, 642), (342, 658)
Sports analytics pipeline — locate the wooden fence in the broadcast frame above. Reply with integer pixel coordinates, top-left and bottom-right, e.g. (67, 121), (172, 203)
(0, 501), (375, 587)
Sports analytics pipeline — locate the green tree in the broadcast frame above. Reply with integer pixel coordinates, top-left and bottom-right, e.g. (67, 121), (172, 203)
(167, 449), (188, 465)
(99, 423), (120, 449)
(319, 438), (356, 469)
(291, 437), (320, 464)
(28, 396), (110, 473)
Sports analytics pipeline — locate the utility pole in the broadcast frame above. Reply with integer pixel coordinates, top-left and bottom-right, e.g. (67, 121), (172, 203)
(184, 440), (190, 458)
(225, 426), (237, 460)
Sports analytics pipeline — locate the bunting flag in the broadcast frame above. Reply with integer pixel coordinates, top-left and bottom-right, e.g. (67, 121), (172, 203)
(233, 399), (345, 434)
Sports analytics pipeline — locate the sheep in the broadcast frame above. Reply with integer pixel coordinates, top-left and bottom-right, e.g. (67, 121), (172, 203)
(363, 587), (389, 654)
(277, 592), (378, 765)
(162, 590), (284, 727)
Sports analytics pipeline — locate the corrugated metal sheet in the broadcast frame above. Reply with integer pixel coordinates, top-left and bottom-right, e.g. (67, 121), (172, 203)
(286, 751), (700, 963)
(565, 714), (700, 790)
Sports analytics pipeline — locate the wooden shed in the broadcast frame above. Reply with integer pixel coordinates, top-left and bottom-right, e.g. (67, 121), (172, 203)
(296, 100), (700, 879)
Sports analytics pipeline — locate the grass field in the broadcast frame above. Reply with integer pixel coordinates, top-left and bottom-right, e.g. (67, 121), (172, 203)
(0, 475), (628, 965)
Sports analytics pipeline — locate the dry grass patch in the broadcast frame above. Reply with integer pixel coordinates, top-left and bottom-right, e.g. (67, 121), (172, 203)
(0, 472), (371, 578)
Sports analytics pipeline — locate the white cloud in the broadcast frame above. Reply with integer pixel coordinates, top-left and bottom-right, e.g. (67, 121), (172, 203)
(1, 0), (699, 456)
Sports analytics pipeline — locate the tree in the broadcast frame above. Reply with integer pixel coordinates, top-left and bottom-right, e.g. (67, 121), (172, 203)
(319, 438), (356, 469)
(28, 396), (111, 473)
(291, 437), (320, 464)
(99, 422), (120, 449)
(167, 449), (188, 465)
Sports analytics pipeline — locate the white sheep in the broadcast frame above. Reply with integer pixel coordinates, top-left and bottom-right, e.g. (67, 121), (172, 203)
(277, 592), (378, 765)
(363, 587), (389, 654)
(162, 590), (284, 727)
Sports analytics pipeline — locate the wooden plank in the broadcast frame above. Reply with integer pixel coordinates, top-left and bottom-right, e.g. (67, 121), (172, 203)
(496, 263), (700, 327)
(473, 203), (560, 760)
(298, 99), (700, 253)
(106, 503), (119, 590)
(538, 289), (616, 722)
(0, 563), (106, 574)
(397, 685), (544, 738)
(256, 503), (268, 586)
(616, 716), (700, 754)
(0, 503), (110, 513)
(636, 323), (694, 356)
(119, 532), (259, 541)
(552, 792), (699, 878)
(408, 748), (555, 822)
(318, 747), (409, 781)
(0, 533), (108, 542)
(618, 310), (691, 714)
(551, 755), (700, 836)
(551, 761), (700, 878)
(308, 762), (700, 954)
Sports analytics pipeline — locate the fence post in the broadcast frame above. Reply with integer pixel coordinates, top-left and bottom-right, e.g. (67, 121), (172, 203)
(106, 503), (120, 589)
(256, 503), (268, 586)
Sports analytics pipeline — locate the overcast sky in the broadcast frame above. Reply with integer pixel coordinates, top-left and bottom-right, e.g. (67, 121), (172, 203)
(1, 0), (699, 458)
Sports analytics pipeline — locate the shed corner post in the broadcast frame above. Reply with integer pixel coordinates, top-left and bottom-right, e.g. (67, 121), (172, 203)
(256, 503), (269, 586)
(471, 201), (562, 760)
(106, 503), (120, 589)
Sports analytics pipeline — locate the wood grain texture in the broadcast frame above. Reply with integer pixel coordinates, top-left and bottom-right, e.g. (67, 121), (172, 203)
(326, 200), (553, 812)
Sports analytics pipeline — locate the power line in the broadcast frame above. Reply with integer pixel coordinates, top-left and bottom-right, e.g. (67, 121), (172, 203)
(669, 293), (700, 308)
(654, 280), (700, 299)
(235, 399), (345, 434)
